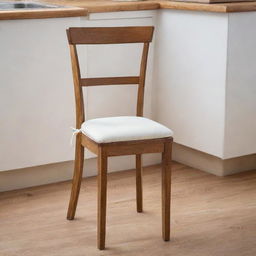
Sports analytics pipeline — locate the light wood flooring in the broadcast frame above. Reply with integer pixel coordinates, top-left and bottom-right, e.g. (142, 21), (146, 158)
(0, 162), (256, 256)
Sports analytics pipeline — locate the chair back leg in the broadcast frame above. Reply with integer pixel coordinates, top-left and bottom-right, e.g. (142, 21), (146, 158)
(67, 135), (84, 220)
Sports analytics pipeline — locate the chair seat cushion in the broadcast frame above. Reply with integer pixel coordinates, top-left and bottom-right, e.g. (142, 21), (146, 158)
(80, 116), (173, 143)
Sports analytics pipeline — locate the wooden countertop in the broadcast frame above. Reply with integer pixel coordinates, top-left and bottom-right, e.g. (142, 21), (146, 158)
(1, 0), (256, 20)
(0, 2), (87, 20)
(40, 0), (256, 13)
(160, 0), (256, 12)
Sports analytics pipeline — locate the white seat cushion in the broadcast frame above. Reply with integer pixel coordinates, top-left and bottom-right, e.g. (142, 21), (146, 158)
(80, 116), (173, 143)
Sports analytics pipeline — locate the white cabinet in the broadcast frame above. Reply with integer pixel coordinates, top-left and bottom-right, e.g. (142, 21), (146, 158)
(153, 10), (227, 158)
(2, 9), (255, 173)
(0, 18), (80, 171)
(223, 12), (256, 158)
(0, 11), (156, 171)
(153, 10), (256, 159)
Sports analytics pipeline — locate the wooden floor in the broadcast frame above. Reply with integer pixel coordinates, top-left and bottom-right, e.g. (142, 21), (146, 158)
(0, 162), (256, 256)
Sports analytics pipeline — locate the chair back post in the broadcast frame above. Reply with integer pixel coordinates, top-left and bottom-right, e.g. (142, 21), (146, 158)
(137, 42), (149, 117)
(67, 30), (85, 128)
(66, 26), (154, 126)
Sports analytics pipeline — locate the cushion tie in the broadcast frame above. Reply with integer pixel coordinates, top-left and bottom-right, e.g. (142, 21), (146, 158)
(70, 127), (82, 146)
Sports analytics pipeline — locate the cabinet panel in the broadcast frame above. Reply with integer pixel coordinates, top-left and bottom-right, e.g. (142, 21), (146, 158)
(153, 10), (227, 157)
(0, 18), (80, 171)
(224, 12), (256, 158)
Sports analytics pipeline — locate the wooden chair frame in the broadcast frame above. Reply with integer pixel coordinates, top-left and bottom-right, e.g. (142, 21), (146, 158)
(66, 26), (173, 250)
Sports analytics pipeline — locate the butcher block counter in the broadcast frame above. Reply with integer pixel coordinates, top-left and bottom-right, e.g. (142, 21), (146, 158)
(1, 0), (256, 20)
(43, 0), (256, 13)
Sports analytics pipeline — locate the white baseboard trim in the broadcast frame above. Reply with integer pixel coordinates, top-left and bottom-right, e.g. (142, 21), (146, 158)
(0, 154), (161, 192)
(172, 143), (256, 176)
(1, 143), (255, 192)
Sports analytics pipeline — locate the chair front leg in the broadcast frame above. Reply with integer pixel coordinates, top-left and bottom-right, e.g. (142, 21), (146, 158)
(67, 134), (84, 220)
(161, 139), (172, 241)
(97, 146), (108, 250)
(136, 154), (143, 212)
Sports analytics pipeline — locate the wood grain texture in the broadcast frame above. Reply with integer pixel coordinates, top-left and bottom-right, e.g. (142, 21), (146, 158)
(0, 163), (256, 255)
(42, 0), (160, 13)
(80, 76), (139, 86)
(160, 0), (256, 13)
(0, 7), (87, 20)
(63, 0), (256, 13)
(103, 138), (167, 156)
(159, 0), (227, 12)
(68, 44), (85, 128)
(68, 26), (154, 44)
(67, 134), (84, 220)
(67, 26), (173, 249)
(172, 0), (256, 4)
(2, 0), (256, 20)
(137, 42), (150, 117)
(136, 154), (143, 212)
(81, 134), (99, 154)
(97, 146), (108, 250)
(224, 1), (256, 12)
(161, 139), (172, 241)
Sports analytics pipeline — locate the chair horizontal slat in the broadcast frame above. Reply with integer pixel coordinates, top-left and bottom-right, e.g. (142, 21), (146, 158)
(102, 138), (170, 156)
(80, 76), (140, 86)
(67, 27), (154, 45)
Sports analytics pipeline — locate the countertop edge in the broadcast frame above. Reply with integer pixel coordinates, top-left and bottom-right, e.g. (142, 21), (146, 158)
(85, 3), (160, 13)
(0, 7), (87, 20)
(159, 1), (227, 12)
(1, 0), (256, 21)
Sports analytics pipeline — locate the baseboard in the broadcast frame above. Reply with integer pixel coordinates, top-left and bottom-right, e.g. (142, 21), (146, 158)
(222, 154), (256, 176)
(0, 154), (161, 192)
(1, 143), (256, 192)
(172, 143), (256, 176)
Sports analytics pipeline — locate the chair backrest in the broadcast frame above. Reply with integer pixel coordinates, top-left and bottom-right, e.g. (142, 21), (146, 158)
(66, 26), (154, 128)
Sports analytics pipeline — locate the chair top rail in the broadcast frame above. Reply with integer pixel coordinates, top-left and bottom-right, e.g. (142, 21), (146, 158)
(67, 26), (154, 45)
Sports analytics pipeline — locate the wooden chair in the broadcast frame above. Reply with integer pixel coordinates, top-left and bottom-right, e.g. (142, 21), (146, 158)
(66, 26), (173, 250)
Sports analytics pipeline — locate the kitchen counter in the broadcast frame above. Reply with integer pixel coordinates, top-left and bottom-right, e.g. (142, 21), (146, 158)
(0, 2), (87, 20)
(66, 0), (256, 13)
(1, 0), (256, 20)
(48, 0), (160, 13)
(160, 0), (256, 12)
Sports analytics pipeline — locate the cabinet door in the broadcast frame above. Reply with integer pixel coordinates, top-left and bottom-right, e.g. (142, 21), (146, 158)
(0, 18), (80, 171)
(153, 10), (227, 158)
